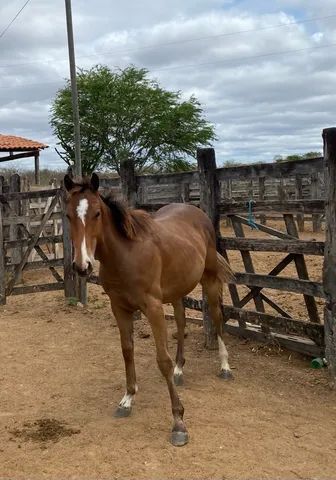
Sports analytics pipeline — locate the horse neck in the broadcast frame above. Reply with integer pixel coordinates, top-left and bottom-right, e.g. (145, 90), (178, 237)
(94, 199), (128, 266)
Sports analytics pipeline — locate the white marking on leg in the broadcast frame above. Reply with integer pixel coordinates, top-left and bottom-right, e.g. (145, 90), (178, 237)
(218, 335), (230, 371)
(119, 393), (134, 409)
(174, 365), (183, 377)
(119, 384), (137, 409)
(76, 198), (88, 225)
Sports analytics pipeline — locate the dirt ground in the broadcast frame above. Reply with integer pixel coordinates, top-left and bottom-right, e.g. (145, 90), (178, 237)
(1, 218), (335, 479)
(1, 289), (336, 479)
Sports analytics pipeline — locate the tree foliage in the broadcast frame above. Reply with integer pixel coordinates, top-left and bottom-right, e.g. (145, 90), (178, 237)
(50, 65), (216, 174)
(274, 151), (321, 163)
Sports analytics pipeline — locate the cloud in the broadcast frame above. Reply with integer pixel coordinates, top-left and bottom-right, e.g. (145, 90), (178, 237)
(0, 0), (334, 171)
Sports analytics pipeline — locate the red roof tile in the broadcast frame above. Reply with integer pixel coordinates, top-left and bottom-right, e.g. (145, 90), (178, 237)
(0, 134), (48, 152)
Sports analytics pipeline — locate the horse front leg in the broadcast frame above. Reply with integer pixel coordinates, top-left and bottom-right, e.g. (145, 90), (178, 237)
(144, 298), (188, 447)
(172, 299), (186, 386)
(111, 305), (137, 417)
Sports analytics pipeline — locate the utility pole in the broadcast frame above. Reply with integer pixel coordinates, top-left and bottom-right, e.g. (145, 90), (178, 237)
(64, 0), (82, 177)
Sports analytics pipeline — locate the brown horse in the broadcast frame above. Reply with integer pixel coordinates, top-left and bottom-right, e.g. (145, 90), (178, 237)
(64, 173), (234, 447)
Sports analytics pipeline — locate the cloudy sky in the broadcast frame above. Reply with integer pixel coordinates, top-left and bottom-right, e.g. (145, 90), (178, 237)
(0, 0), (335, 170)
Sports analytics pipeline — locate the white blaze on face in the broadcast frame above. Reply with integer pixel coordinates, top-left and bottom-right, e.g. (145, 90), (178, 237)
(76, 198), (88, 225)
(76, 198), (93, 270)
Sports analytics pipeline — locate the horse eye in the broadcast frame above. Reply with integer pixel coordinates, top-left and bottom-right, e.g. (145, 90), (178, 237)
(66, 214), (71, 220)
(94, 211), (100, 218)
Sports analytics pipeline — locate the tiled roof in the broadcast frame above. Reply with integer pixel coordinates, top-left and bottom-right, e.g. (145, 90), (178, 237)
(0, 134), (48, 152)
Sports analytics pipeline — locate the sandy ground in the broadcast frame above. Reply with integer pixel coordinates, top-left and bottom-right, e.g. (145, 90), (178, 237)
(1, 288), (336, 479)
(1, 218), (335, 479)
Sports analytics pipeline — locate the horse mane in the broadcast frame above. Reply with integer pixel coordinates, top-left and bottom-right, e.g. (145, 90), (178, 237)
(101, 194), (154, 241)
(67, 177), (153, 240)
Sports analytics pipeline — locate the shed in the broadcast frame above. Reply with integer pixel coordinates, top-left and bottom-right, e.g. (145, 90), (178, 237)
(0, 134), (48, 185)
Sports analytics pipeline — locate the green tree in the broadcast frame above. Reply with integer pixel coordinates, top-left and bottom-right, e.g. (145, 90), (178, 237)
(50, 65), (216, 174)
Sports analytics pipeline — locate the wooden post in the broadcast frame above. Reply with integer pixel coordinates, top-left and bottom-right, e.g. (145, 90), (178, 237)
(323, 127), (336, 388)
(120, 158), (141, 321)
(0, 176), (5, 305)
(197, 147), (219, 349)
(120, 159), (137, 207)
(223, 179), (232, 228)
(259, 177), (266, 225)
(34, 151), (40, 185)
(295, 175), (304, 232)
(181, 183), (190, 203)
(61, 189), (76, 299)
(311, 172), (321, 233)
(9, 174), (22, 282)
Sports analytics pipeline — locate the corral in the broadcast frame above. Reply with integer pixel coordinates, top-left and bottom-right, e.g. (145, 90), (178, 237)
(1, 128), (336, 478)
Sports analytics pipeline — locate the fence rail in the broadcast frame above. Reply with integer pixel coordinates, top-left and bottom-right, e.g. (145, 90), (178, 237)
(1, 129), (336, 386)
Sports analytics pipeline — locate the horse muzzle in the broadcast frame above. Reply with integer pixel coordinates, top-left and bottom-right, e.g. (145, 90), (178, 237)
(72, 261), (93, 277)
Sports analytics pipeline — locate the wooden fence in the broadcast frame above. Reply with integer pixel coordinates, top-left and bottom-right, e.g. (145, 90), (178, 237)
(99, 155), (325, 232)
(0, 175), (75, 303)
(1, 128), (336, 386)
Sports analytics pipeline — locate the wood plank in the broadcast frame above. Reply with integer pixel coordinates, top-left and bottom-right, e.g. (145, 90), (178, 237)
(238, 254), (295, 310)
(137, 170), (199, 187)
(259, 293), (292, 318)
(4, 234), (63, 249)
(1, 192), (63, 285)
(259, 177), (266, 224)
(284, 214), (320, 323)
(120, 158), (137, 207)
(0, 182), (5, 305)
(6, 192), (61, 295)
(215, 156), (324, 182)
(0, 188), (61, 202)
(235, 272), (325, 298)
(11, 282), (64, 296)
(231, 216), (265, 313)
(182, 296), (324, 351)
(60, 189), (75, 298)
(197, 147), (219, 349)
(220, 237), (324, 255)
(219, 199), (325, 215)
(223, 305), (324, 346)
(220, 249), (244, 326)
(9, 175), (21, 281)
(322, 127), (336, 387)
(229, 215), (297, 240)
(5, 258), (64, 271)
(295, 175), (304, 232)
(0, 151), (38, 162)
(223, 321), (323, 358)
(311, 172), (321, 232)
(166, 313), (323, 357)
(3, 211), (62, 226)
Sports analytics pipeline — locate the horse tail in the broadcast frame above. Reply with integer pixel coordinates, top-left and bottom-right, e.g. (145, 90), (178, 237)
(216, 252), (235, 283)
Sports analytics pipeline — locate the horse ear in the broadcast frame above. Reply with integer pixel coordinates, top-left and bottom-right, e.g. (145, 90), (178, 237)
(64, 174), (75, 192)
(91, 172), (99, 192)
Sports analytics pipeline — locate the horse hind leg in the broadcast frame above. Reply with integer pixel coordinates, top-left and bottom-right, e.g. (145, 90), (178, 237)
(201, 272), (233, 380)
(172, 299), (186, 386)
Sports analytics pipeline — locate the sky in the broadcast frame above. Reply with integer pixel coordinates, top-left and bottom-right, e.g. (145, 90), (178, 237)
(0, 0), (335, 171)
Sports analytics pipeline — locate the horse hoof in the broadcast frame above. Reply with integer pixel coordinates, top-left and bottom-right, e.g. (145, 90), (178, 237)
(218, 369), (234, 380)
(114, 406), (132, 418)
(174, 374), (184, 386)
(171, 430), (189, 447)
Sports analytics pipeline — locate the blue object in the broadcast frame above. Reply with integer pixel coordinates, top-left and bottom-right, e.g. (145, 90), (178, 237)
(247, 200), (258, 230)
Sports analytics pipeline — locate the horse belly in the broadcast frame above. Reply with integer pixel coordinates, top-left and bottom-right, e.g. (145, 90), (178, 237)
(160, 254), (205, 303)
